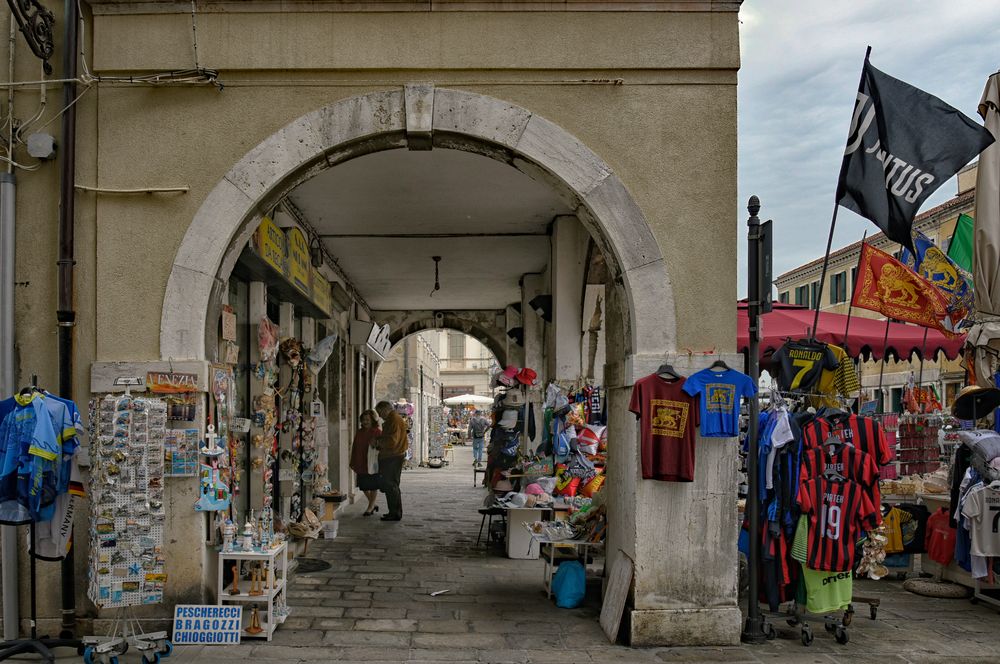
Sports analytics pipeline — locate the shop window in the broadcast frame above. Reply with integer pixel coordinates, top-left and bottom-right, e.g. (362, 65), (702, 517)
(891, 387), (903, 414)
(945, 382), (961, 409)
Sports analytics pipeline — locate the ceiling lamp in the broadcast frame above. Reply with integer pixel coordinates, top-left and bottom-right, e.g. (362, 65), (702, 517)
(429, 256), (442, 297)
(310, 235), (324, 268)
(529, 294), (553, 322)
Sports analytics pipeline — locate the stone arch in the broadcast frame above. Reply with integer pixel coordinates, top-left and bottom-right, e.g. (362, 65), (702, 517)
(160, 86), (676, 363)
(378, 310), (508, 369)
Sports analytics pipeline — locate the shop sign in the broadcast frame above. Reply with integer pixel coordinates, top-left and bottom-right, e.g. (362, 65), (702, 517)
(286, 227), (312, 296)
(254, 216), (286, 275)
(172, 605), (242, 645)
(220, 307), (237, 342)
(146, 371), (199, 394)
(312, 269), (333, 316)
(350, 320), (392, 360)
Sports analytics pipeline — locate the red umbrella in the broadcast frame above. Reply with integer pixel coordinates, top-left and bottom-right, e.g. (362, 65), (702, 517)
(737, 302), (966, 362)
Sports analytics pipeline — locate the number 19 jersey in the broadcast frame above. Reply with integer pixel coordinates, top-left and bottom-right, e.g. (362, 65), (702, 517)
(797, 476), (878, 572)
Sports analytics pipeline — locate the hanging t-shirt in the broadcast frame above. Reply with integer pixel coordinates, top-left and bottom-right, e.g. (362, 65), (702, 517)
(811, 345), (861, 408)
(801, 412), (892, 466)
(629, 374), (699, 482)
(797, 476), (878, 572)
(682, 367), (757, 437)
(771, 340), (839, 393)
(961, 485), (1000, 557)
(799, 444), (882, 511)
(802, 566), (853, 614)
(883, 507), (906, 554)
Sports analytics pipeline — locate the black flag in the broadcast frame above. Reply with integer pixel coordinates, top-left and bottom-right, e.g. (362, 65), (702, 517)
(837, 53), (995, 252)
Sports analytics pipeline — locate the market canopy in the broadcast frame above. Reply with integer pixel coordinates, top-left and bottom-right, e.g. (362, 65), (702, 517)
(737, 302), (966, 362)
(442, 394), (494, 406)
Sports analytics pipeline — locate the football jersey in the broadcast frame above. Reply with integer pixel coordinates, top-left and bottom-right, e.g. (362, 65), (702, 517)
(801, 412), (892, 466)
(797, 476), (878, 572)
(811, 345), (861, 408)
(799, 444), (882, 513)
(961, 485), (1000, 557)
(771, 340), (838, 393)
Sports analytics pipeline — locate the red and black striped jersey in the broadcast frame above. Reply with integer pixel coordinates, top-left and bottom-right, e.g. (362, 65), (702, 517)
(797, 476), (878, 572)
(801, 412), (891, 466)
(799, 445), (883, 516)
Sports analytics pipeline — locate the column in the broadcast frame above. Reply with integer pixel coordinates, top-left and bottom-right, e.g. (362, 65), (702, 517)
(550, 215), (587, 382)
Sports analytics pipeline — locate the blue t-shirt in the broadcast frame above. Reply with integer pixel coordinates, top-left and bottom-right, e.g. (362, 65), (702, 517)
(682, 368), (757, 438)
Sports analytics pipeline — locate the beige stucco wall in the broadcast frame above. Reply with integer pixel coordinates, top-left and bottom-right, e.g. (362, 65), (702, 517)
(5, 3), (740, 642)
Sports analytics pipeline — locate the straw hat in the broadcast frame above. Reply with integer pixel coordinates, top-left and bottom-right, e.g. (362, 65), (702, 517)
(952, 385), (1000, 420)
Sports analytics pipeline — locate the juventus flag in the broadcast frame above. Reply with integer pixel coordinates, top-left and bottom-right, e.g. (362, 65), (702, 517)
(837, 54), (995, 252)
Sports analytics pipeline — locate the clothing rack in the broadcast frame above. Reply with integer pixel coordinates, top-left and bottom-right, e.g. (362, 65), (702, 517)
(0, 379), (83, 663)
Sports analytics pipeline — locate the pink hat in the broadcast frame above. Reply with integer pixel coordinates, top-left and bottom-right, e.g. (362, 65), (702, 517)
(498, 365), (519, 387)
(524, 483), (544, 495)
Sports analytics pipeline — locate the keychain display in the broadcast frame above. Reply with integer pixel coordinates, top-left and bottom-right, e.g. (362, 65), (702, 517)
(88, 394), (168, 608)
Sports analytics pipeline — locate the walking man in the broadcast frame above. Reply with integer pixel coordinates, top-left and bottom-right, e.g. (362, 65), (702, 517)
(468, 410), (490, 468)
(374, 401), (409, 521)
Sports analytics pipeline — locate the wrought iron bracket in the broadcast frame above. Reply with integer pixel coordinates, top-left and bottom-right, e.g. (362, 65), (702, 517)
(6, 0), (56, 75)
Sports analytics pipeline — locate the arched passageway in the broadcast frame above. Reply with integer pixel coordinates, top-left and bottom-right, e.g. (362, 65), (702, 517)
(157, 86), (739, 647)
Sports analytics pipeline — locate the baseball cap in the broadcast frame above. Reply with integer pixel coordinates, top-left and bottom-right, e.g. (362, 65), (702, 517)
(516, 367), (538, 386)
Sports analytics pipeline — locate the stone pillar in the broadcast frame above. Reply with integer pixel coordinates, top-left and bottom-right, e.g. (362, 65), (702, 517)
(521, 273), (546, 450)
(550, 215), (587, 382)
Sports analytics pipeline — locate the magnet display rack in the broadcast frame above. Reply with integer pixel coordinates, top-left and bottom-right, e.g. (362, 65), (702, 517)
(81, 380), (173, 664)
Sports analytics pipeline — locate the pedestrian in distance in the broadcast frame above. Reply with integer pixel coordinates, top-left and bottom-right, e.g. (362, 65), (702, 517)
(374, 401), (409, 521)
(349, 409), (382, 516)
(468, 410), (490, 468)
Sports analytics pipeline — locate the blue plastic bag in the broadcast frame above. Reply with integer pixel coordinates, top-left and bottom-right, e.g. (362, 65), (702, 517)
(551, 560), (586, 609)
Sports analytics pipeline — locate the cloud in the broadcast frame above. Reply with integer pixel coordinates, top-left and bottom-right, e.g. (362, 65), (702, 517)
(737, 0), (1000, 296)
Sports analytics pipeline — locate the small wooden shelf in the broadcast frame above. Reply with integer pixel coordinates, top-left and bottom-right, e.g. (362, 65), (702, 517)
(216, 541), (289, 642)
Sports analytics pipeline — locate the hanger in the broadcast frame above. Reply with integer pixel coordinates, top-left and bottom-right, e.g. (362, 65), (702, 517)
(656, 362), (679, 380)
(709, 359), (730, 371)
(823, 465), (846, 481)
(823, 435), (844, 457)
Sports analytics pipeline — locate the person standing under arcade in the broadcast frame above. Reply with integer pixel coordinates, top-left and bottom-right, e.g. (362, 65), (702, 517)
(374, 401), (409, 521)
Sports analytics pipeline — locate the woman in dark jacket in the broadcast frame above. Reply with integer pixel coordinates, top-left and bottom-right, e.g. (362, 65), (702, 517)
(350, 409), (382, 516)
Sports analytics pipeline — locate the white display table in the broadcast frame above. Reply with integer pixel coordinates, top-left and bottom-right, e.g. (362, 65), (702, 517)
(216, 541), (289, 642)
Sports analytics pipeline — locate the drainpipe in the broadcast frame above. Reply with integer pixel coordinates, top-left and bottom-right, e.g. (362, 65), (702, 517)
(57, 0), (80, 637)
(0, 172), (17, 641)
(1, 10), (18, 642)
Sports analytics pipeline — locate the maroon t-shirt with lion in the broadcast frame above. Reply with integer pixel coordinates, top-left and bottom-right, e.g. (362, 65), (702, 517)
(629, 374), (700, 481)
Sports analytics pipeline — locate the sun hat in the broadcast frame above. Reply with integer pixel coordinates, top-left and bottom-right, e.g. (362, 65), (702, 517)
(524, 483), (544, 495)
(516, 367), (538, 386)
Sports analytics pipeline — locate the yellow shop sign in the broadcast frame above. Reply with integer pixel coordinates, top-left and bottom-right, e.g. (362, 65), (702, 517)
(312, 269), (333, 316)
(255, 216), (286, 275)
(286, 227), (311, 296)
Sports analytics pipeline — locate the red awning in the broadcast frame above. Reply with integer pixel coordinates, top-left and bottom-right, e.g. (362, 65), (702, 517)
(737, 302), (966, 362)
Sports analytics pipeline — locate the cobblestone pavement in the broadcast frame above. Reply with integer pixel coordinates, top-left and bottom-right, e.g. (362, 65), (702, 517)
(145, 446), (1000, 662)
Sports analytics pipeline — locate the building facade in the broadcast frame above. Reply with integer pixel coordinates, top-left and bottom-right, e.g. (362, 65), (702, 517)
(1, 0), (744, 647)
(774, 164), (977, 411)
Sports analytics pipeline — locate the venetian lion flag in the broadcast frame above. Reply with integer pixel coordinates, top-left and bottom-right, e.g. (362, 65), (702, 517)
(852, 243), (956, 335)
(900, 230), (974, 330)
(837, 53), (995, 252)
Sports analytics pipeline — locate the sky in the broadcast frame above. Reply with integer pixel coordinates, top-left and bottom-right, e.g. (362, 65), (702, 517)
(736, 0), (1000, 296)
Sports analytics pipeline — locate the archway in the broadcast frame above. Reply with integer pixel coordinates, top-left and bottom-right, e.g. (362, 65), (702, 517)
(156, 86), (737, 647)
(159, 86), (676, 364)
